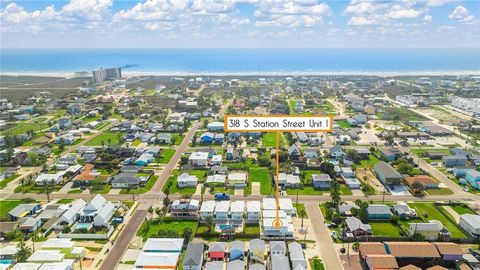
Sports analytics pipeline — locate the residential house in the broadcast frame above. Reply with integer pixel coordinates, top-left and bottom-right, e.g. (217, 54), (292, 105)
(182, 241), (204, 270)
(338, 204), (359, 216)
(207, 122), (224, 132)
(230, 201), (245, 222)
(157, 133), (172, 144)
(206, 174), (226, 186)
(459, 214), (480, 237)
(276, 173), (301, 188)
(143, 238), (183, 253)
(249, 239), (266, 263)
(177, 173), (198, 188)
(345, 217), (372, 236)
(288, 144), (301, 160)
(199, 200), (216, 221)
(209, 242), (226, 261)
(215, 201), (230, 221)
(288, 242), (307, 270)
(329, 145), (345, 159)
(8, 204), (41, 221)
(443, 156), (467, 167)
(229, 240), (245, 261)
(200, 132), (215, 144)
(134, 153), (154, 166)
(391, 203), (417, 219)
(111, 173), (146, 189)
(189, 152), (209, 167)
(374, 161), (403, 185)
(409, 220), (448, 241)
(227, 172), (247, 187)
(246, 201), (261, 223)
(312, 174), (331, 189)
(433, 242), (463, 261)
(453, 166), (476, 178)
(59, 199), (86, 226)
(20, 217), (42, 233)
(367, 204), (392, 219)
(35, 173), (64, 186)
(270, 255), (290, 270)
(364, 254), (399, 270)
(171, 199), (199, 219)
(270, 241), (287, 255)
(380, 148), (401, 162)
(359, 242), (387, 259)
(466, 170), (480, 190)
(205, 261), (224, 270)
(135, 253), (180, 269)
(226, 148), (240, 160)
(383, 242), (440, 259)
(404, 175), (439, 190)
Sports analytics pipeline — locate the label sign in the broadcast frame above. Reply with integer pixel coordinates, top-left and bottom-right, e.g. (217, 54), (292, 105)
(224, 115), (332, 132)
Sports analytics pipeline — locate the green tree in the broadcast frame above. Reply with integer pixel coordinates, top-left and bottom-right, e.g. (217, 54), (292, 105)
(15, 238), (32, 263)
(205, 216), (214, 232)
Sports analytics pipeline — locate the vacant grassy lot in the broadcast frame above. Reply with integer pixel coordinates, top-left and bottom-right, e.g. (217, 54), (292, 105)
(137, 218), (198, 241)
(156, 149), (176, 164)
(262, 132), (286, 147)
(294, 203), (308, 218)
(0, 200), (22, 220)
(287, 186), (323, 195)
(244, 224), (260, 235)
(408, 202), (467, 238)
(370, 222), (402, 237)
(250, 168), (272, 195)
(376, 107), (427, 122)
(1, 123), (48, 136)
(451, 204), (476, 215)
(85, 131), (125, 146)
(358, 154), (380, 168)
(0, 174), (20, 189)
(425, 188), (453, 195)
(335, 120), (351, 129)
(340, 184), (353, 195)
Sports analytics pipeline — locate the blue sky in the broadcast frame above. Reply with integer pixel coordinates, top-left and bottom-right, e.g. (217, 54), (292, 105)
(1, 0), (479, 48)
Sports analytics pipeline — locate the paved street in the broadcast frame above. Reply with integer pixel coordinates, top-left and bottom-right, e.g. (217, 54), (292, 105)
(304, 202), (344, 270)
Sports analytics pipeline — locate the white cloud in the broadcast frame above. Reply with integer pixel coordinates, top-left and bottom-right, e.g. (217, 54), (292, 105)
(386, 5), (423, 20)
(347, 16), (376, 26)
(425, 0), (457, 7)
(344, 1), (377, 15)
(254, 1), (331, 28)
(113, 0), (188, 21)
(448, 5), (475, 23)
(423, 14), (432, 23)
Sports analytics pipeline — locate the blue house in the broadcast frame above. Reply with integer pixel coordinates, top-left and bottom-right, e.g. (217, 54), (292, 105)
(229, 240), (245, 261)
(466, 170), (480, 190)
(443, 156), (467, 167)
(200, 132), (215, 143)
(134, 153), (154, 166)
(453, 166), (476, 178)
(367, 204), (392, 219)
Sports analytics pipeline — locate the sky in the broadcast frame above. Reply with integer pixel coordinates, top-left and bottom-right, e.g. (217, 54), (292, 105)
(1, 0), (479, 48)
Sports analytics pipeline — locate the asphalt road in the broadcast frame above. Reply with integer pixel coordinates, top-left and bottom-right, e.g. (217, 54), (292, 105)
(98, 122), (200, 270)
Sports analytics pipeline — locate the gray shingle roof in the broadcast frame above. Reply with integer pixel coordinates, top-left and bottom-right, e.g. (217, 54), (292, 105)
(183, 242), (204, 267)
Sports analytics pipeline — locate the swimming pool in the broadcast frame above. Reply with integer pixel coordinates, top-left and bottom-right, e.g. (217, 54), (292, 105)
(0, 260), (13, 265)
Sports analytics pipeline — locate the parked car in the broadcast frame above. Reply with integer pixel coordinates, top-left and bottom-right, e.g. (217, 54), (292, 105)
(214, 193), (230, 201)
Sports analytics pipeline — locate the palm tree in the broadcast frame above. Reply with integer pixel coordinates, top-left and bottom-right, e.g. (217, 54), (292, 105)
(298, 208), (306, 231)
(15, 238), (32, 263)
(410, 181), (425, 194)
(205, 216), (214, 233)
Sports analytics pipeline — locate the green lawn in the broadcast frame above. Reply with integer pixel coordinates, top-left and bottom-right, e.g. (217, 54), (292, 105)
(425, 188), (453, 195)
(287, 186), (323, 195)
(131, 139), (141, 146)
(0, 174), (20, 189)
(262, 132), (286, 147)
(358, 154), (380, 168)
(163, 170), (196, 195)
(370, 222), (402, 237)
(85, 131), (126, 146)
(319, 204), (331, 223)
(339, 184), (353, 195)
(68, 189), (82, 194)
(137, 218), (198, 241)
(57, 199), (74, 204)
(376, 107), (427, 122)
(450, 204), (476, 215)
(155, 149), (176, 164)
(120, 176), (159, 194)
(250, 168), (273, 195)
(408, 202), (467, 239)
(335, 120), (351, 129)
(244, 224), (260, 235)
(0, 200), (22, 219)
(172, 134), (185, 146)
(90, 184), (111, 194)
(1, 123), (48, 136)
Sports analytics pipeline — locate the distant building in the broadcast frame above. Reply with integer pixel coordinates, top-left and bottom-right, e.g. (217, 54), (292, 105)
(93, 67), (122, 84)
(374, 161), (402, 185)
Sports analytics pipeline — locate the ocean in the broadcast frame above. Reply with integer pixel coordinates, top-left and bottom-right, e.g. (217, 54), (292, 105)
(1, 48), (479, 75)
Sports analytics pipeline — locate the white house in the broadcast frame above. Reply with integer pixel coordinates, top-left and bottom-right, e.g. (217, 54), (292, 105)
(189, 152), (209, 167)
(230, 201), (245, 221)
(35, 173), (64, 186)
(199, 200), (216, 221)
(60, 199), (86, 226)
(288, 242), (307, 270)
(215, 201), (230, 221)
(143, 238), (183, 253)
(177, 173), (198, 188)
(211, 155), (222, 166)
(459, 214), (480, 237)
(206, 174), (226, 185)
(135, 252), (180, 269)
(93, 201), (115, 227)
(246, 201), (261, 223)
(27, 250), (65, 263)
(227, 172), (247, 187)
